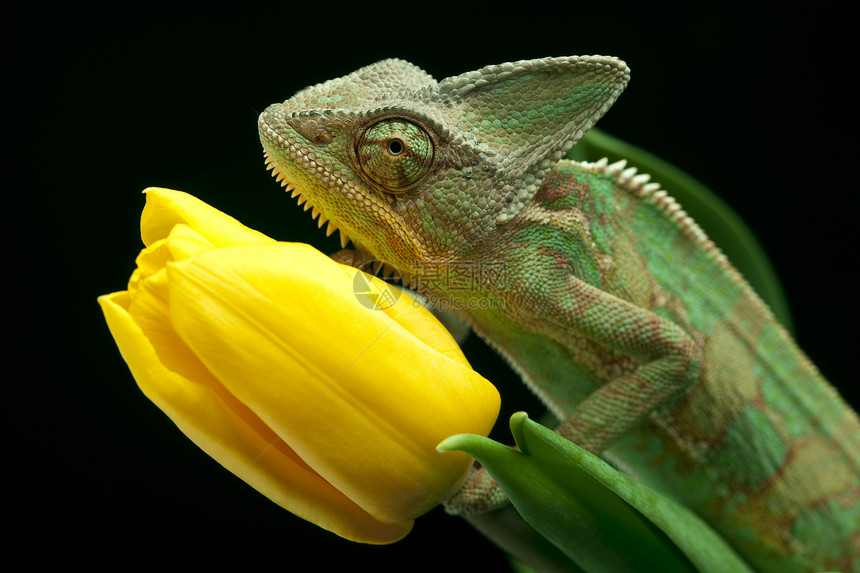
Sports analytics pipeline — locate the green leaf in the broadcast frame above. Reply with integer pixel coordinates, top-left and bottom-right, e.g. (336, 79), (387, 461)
(570, 129), (794, 335)
(439, 413), (755, 573)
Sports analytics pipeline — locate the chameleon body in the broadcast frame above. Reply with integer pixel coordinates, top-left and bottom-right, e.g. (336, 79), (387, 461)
(258, 56), (860, 572)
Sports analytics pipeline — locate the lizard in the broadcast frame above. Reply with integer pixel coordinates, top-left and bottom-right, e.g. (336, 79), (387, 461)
(257, 56), (860, 572)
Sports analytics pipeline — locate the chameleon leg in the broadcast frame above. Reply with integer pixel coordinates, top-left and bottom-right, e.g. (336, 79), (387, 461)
(445, 276), (701, 515)
(545, 275), (701, 452)
(443, 464), (509, 515)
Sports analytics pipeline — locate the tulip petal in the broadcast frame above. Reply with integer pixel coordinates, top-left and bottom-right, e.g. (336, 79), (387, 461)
(366, 275), (472, 368)
(165, 242), (499, 524)
(140, 188), (275, 248)
(99, 291), (413, 543)
(128, 224), (214, 300)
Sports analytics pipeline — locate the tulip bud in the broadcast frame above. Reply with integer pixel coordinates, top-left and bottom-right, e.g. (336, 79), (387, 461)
(99, 188), (499, 543)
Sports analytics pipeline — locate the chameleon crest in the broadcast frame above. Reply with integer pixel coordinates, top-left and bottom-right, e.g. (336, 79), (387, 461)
(260, 57), (859, 572)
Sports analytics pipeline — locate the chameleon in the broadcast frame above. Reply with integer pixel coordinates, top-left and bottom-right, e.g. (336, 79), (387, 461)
(257, 56), (860, 572)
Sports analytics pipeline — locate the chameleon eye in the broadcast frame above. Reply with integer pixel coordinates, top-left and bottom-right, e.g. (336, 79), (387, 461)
(357, 119), (434, 193)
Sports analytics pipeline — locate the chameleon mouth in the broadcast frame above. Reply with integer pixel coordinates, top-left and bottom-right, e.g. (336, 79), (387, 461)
(263, 152), (351, 249)
(264, 152), (409, 284)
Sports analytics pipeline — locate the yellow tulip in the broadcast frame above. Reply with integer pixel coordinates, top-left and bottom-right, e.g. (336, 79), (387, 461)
(98, 188), (499, 544)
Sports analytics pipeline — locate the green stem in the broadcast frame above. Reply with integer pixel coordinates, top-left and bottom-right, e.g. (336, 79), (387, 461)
(462, 506), (586, 573)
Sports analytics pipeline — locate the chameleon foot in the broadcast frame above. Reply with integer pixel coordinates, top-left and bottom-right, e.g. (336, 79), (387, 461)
(443, 465), (510, 516)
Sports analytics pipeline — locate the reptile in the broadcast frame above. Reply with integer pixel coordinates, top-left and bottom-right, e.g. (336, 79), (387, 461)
(257, 56), (860, 572)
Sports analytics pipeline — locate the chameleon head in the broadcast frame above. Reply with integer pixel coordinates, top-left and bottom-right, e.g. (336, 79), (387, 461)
(258, 56), (629, 277)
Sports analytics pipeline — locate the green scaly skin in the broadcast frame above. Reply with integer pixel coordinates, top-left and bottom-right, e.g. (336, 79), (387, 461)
(258, 56), (860, 572)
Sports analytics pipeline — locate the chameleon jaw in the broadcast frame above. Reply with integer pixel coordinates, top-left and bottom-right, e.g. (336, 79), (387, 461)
(263, 153), (417, 286)
(263, 152), (350, 249)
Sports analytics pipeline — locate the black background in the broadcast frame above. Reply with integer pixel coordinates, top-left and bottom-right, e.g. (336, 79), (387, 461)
(18, 4), (855, 570)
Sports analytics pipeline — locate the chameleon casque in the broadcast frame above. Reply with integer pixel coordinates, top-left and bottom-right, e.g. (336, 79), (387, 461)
(258, 56), (859, 572)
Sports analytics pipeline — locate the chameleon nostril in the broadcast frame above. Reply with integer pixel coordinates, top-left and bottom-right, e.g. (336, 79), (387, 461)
(290, 117), (334, 145)
(312, 130), (333, 145)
